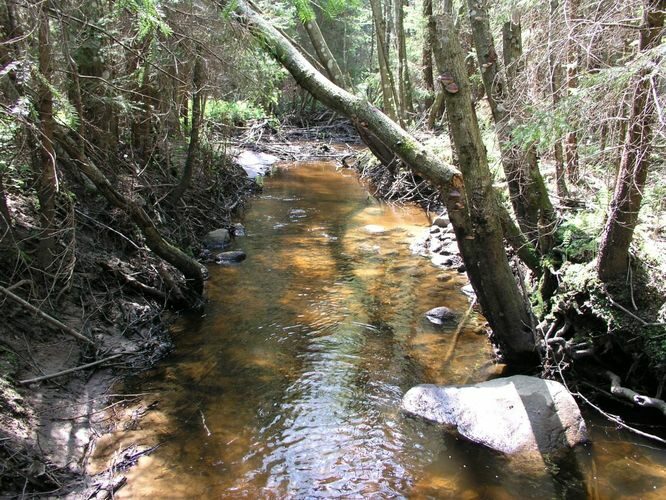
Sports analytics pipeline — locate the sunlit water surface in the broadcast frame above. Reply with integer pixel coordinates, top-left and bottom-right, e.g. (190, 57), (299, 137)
(91, 160), (666, 498)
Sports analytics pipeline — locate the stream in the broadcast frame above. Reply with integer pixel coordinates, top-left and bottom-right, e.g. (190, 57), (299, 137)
(91, 159), (666, 498)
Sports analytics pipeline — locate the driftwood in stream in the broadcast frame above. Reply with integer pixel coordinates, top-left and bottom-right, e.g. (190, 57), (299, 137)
(55, 132), (206, 300)
(228, 0), (537, 362)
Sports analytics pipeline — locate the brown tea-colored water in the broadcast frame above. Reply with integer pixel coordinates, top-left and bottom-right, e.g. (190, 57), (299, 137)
(92, 160), (666, 498)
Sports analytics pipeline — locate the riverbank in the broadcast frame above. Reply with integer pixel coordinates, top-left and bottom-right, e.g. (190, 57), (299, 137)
(0, 148), (254, 497)
(0, 122), (362, 498)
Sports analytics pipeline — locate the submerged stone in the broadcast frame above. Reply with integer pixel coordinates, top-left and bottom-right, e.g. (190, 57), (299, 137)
(362, 224), (388, 235)
(401, 375), (588, 456)
(215, 251), (247, 264)
(425, 306), (456, 324)
(204, 228), (231, 249)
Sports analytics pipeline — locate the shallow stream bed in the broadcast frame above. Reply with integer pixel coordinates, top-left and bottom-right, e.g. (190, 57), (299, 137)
(91, 160), (666, 498)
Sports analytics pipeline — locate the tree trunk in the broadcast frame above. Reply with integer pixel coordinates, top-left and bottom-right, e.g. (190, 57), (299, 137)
(55, 133), (206, 298)
(432, 12), (536, 362)
(597, 0), (665, 282)
(465, 0), (555, 247)
(394, 0), (414, 117)
(421, 0), (434, 112)
(564, 0), (580, 183)
(229, 0), (537, 363)
(549, 0), (570, 200)
(369, 0), (400, 122)
(301, 10), (349, 88)
(170, 48), (205, 204)
(35, 8), (58, 270)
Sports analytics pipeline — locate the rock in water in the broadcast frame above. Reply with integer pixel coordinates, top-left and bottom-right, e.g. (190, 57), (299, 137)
(401, 375), (588, 456)
(215, 251), (246, 264)
(362, 224), (388, 235)
(425, 306), (456, 324)
(433, 215), (450, 228)
(204, 229), (231, 249)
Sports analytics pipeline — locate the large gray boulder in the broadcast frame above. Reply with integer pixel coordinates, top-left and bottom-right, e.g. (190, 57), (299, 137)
(401, 375), (587, 456)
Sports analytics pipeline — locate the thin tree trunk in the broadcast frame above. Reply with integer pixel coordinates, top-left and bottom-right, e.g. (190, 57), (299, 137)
(229, 0), (537, 363)
(369, 0), (400, 122)
(548, 0), (570, 200)
(466, 0), (554, 247)
(564, 0), (580, 183)
(421, 0), (435, 112)
(170, 48), (204, 204)
(394, 0), (414, 117)
(597, 0), (665, 282)
(301, 10), (349, 88)
(36, 8), (58, 270)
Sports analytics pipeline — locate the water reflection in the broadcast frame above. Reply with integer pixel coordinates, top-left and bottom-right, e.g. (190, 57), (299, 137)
(90, 160), (666, 498)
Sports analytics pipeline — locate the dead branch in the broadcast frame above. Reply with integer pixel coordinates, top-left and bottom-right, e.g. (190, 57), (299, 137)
(606, 370), (666, 417)
(0, 285), (94, 345)
(18, 353), (124, 385)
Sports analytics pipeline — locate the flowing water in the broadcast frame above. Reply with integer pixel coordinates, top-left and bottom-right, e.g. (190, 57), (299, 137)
(91, 159), (666, 498)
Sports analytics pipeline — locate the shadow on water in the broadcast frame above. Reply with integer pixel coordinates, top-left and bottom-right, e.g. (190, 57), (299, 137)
(89, 160), (666, 498)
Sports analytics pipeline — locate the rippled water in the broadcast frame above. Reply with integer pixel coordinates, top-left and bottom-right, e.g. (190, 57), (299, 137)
(91, 160), (666, 498)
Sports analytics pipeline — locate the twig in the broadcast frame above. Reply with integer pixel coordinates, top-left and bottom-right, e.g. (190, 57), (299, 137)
(444, 297), (477, 364)
(0, 285), (94, 345)
(200, 409), (212, 436)
(18, 353), (124, 385)
(575, 391), (666, 445)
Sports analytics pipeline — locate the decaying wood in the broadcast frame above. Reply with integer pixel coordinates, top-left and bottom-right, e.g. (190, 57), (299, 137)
(18, 353), (125, 385)
(0, 285), (94, 345)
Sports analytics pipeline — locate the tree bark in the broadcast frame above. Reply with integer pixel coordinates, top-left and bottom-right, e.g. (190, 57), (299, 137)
(301, 10), (349, 88)
(597, 0), (665, 282)
(226, 0), (537, 362)
(465, 0), (555, 248)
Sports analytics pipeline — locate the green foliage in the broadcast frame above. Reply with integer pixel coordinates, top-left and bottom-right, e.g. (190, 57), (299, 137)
(292, 0), (315, 22)
(205, 100), (266, 126)
(553, 206), (607, 264)
(115, 0), (172, 40)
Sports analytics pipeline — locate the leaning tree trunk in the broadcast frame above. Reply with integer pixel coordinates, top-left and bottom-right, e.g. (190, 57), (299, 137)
(465, 0), (554, 247)
(301, 8), (349, 88)
(229, 0), (537, 363)
(432, 12), (536, 362)
(597, 0), (665, 283)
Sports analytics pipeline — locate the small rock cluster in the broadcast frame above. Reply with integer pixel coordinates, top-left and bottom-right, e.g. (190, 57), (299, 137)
(200, 224), (247, 265)
(410, 213), (465, 273)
